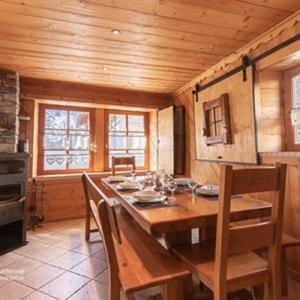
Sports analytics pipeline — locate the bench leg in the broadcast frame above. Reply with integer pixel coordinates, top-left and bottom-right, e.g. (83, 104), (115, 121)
(109, 276), (121, 300)
(281, 248), (288, 297)
(85, 206), (91, 241)
(253, 284), (264, 300)
(162, 279), (185, 300)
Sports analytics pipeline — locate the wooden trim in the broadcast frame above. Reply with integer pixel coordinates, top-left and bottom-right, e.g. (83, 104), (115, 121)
(104, 109), (150, 171)
(284, 65), (300, 151)
(38, 103), (95, 175)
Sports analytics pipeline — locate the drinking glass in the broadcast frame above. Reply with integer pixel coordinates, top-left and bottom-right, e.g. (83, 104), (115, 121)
(188, 178), (198, 196)
(130, 168), (136, 181)
(167, 180), (177, 202)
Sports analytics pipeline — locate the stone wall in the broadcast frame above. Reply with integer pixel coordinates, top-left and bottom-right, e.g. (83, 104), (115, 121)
(0, 69), (20, 153)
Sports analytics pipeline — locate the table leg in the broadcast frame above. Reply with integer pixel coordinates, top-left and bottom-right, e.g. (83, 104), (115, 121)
(164, 230), (194, 299)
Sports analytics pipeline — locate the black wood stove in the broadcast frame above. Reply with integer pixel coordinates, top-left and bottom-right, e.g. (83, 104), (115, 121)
(0, 153), (29, 254)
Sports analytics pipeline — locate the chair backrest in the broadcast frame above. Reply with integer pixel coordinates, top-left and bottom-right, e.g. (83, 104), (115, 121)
(215, 163), (287, 293)
(112, 156), (136, 175)
(81, 172), (121, 276)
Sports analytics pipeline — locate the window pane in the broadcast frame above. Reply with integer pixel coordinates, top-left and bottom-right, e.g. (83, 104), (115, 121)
(128, 136), (145, 149)
(68, 151), (89, 169)
(44, 130), (67, 150)
(109, 135), (127, 149)
(70, 131), (90, 150)
(44, 151), (67, 170)
(294, 126), (300, 144)
(214, 107), (221, 121)
(209, 123), (215, 136)
(128, 115), (144, 131)
(293, 75), (300, 108)
(109, 114), (126, 131)
(128, 150), (145, 167)
(45, 109), (67, 129)
(69, 111), (90, 130)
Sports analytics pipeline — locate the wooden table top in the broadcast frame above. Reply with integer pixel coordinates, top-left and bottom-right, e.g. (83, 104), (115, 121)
(101, 178), (272, 235)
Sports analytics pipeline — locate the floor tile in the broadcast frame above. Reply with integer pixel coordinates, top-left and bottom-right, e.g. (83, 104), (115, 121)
(30, 245), (67, 263)
(40, 271), (89, 300)
(28, 231), (69, 245)
(13, 241), (50, 258)
(0, 281), (34, 300)
(5, 257), (42, 276)
(68, 280), (108, 300)
(19, 264), (64, 289)
(54, 235), (85, 250)
(71, 257), (107, 279)
(72, 240), (104, 256)
(49, 251), (87, 270)
(23, 290), (56, 300)
(94, 269), (108, 284)
(0, 252), (23, 269)
(92, 248), (107, 261)
(0, 275), (10, 288)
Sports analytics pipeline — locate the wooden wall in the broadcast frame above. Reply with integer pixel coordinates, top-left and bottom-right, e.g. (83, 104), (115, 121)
(255, 70), (286, 152)
(172, 16), (300, 277)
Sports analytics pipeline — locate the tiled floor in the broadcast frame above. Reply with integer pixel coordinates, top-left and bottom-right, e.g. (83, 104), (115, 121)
(0, 218), (299, 300)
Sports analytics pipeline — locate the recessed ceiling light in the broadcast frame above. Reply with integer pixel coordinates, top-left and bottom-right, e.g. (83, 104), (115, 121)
(111, 29), (121, 35)
(103, 66), (108, 71)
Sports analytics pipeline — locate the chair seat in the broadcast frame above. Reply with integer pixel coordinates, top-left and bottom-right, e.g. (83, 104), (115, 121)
(282, 233), (300, 248)
(173, 241), (269, 292)
(115, 209), (190, 294)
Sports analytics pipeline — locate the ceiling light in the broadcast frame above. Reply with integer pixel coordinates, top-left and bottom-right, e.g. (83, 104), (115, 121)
(103, 66), (108, 71)
(111, 29), (121, 35)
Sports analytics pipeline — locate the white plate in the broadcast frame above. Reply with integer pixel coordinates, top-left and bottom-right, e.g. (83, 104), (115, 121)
(196, 188), (219, 197)
(132, 190), (161, 202)
(118, 181), (139, 190)
(132, 195), (167, 203)
(107, 175), (125, 182)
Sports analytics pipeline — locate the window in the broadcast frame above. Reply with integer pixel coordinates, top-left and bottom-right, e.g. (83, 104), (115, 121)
(292, 75), (300, 143)
(284, 66), (300, 151)
(202, 93), (232, 145)
(105, 111), (148, 170)
(38, 105), (93, 174)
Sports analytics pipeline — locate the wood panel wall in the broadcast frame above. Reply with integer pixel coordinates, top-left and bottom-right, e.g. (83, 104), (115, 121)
(255, 70), (286, 152)
(172, 16), (300, 277)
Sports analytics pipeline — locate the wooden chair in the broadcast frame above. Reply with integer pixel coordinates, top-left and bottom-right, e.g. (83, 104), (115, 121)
(81, 172), (190, 300)
(281, 233), (300, 296)
(112, 156), (135, 175)
(173, 163), (287, 300)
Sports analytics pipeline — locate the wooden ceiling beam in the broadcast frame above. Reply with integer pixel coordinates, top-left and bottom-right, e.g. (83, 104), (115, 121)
(21, 77), (173, 106)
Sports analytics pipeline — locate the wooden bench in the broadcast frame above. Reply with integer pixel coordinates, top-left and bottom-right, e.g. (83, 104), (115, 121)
(82, 172), (191, 300)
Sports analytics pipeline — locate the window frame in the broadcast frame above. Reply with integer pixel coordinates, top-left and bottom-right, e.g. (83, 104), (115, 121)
(284, 65), (300, 151)
(38, 104), (95, 175)
(104, 110), (149, 171)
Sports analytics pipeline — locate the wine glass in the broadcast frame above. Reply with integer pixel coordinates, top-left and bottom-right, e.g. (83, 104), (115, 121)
(138, 180), (145, 191)
(130, 168), (136, 181)
(167, 180), (177, 203)
(188, 178), (198, 197)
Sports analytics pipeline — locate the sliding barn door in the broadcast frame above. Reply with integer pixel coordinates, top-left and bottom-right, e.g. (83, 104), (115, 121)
(157, 106), (174, 174)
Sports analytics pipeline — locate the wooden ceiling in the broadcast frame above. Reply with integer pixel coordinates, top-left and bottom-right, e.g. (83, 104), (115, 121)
(0, 0), (299, 93)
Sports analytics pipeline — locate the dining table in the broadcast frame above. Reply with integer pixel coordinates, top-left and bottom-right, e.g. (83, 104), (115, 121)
(101, 176), (272, 299)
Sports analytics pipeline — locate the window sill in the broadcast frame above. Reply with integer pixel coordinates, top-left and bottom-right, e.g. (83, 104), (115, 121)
(259, 152), (300, 166)
(33, 170), (147, 182)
